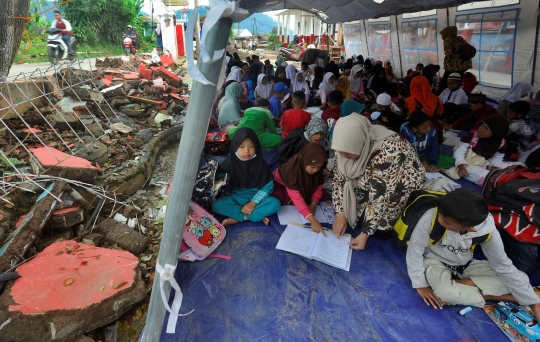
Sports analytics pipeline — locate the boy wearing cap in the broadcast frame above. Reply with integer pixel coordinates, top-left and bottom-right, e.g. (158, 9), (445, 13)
(370, 93), (394, 123)
(269, 82), (293, 123)
(375, 110), (400, 132)
(439, 73), (467, 105)
(443, 93), (498, 132)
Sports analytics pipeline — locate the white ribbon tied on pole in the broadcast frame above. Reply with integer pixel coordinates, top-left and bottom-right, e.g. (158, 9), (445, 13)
(186, 0), (249, 85)
(156, 262), (193, 333)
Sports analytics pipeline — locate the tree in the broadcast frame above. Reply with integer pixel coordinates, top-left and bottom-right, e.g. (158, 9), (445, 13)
(0, 0), (31, 79)
(271, 26), (277, 34)
(57, 0), (143, 45)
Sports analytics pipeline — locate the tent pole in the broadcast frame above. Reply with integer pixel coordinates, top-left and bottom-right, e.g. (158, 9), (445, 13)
(394, 15), (404, 78)
(141, 16), (233, 342)
(531, 2), (540, 88)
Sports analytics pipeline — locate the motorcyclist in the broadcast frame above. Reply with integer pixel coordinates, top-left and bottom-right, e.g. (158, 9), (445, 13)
(125, 25), (139, 50)
(51, 10), (73, 53)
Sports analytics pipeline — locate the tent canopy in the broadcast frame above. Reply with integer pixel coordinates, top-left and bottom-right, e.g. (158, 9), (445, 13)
(234, 29), (253, 38)
(238, 0), (472, 24)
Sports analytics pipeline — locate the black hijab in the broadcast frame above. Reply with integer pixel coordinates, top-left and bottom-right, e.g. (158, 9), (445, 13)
(221, 127), (273, 189)
(343, 59), (353, 71)
(324, 61), (340, 79)
(274, 66), (290, 87)
(357, 55), (365, 65)
(370, 65), (388, 95)
(364, 59), (373, 72)
(312, 66), (324, 90)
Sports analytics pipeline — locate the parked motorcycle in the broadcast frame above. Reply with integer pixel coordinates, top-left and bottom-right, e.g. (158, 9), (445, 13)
(46, 28), (76, 64)
(277, 43), (306, 62)
(123, 36), (137, 55)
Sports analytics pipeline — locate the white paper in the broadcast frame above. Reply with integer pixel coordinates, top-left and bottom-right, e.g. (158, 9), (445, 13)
(277, 205), (328, 225)
(311, 230), (352, 271)
(319, 201), (336, 224)
(275, 224), (318, 258)
(425, 172), (462, 188)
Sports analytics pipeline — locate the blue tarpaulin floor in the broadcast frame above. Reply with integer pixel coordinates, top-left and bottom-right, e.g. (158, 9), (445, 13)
(156, 150), (539, 341)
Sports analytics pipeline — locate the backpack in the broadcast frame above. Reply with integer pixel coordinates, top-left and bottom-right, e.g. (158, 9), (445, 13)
(204, 132), (231, 155)
(482, 166), (540, 244)
(179, 201), (228, 261)
(393, 190), (491, 252)
(191, 159), (229, 211)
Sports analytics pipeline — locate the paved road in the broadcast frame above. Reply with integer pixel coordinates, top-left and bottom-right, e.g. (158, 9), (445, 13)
(8, 57), (101, 78)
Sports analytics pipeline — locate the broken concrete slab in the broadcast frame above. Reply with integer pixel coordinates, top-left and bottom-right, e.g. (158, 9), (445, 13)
(0, 241), (146, 342)
(135, 128), (153, 143)
(100, 220), (149, 255)
(121, 108), (148, 118)
(0, 181), (68, 272)
(81, 233), (105, 246)
(157, 66), (181, 87)
(101, 84), (127, 99)
(47, 113), (78, 131)
(63, 87), (104, 103)
(49, 207), (85, 229)
(0, 79), (55, 119)
(84, 123), (105, 136)
(109, 97), (130, 109)
(30, 147), (99, 183)
(76, 141), (108, 164)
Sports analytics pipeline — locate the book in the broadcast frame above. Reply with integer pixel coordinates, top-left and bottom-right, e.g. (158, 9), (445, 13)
(276, 223), (353, 271)
(277, 204), (336, 225)
(425, 172), (462, 188)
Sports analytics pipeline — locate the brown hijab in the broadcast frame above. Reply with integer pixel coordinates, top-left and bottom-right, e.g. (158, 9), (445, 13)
(461, 114), (509, 160)
(278, 143), (327, 203)
(440, 26), (457, 40)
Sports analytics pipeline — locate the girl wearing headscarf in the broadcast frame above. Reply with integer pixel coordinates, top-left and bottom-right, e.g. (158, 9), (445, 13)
(285, 64), (297, 82)
(275, 56), (284, 68)
(404, 76), (444, 118)
(527, 90), (540, 132)
(245, 63), (261, 101)
(324, 60), (340, 79)
(335, 75), (351, 100)
(343, 58), (354, 72)
(273, 143), (328, 234)
(255, 74), (272, 100)
(316, 72), (336, 107)
(212, 127), (281, 227)
(367, 65), (389, 96)
(228, 105), (281, 151)
(274, 66), (291, 88)
(498, 82), (537, 117)
(340, 100), (364, 118)
(311, 66), (325, 90)
(226, 67), (244, 83)
(277, 117), (329, 165)
(447, 115), (510, 186)
(356, 55), (365, 65)
(349, 64), (364, 99)
(291, 71), (310, 103)
(218, 82), (244, 132)
(331, 115), (424, 250)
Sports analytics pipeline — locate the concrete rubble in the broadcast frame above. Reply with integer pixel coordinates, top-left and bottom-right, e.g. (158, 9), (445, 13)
(0, 54), (189, 341)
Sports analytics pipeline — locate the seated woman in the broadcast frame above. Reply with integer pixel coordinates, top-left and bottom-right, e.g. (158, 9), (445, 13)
(349, 65), (365, 101)
(212, 128), (281, 227)
(217, 82), (244, 132)
(331, 115), (424, 251)
(273, 143), (328, 234)
(278, 117), (329, 164)
(498, 82), (536, 117)
(228, 99), (282, 151)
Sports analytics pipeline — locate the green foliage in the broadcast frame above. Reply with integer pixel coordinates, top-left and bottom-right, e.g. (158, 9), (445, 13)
(267, 33), (278, 51)
(271, 26), (277, 34)
(56, 0), (144, 45)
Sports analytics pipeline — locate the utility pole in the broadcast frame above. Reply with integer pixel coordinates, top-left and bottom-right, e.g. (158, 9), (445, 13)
(195, 0), (201, 55)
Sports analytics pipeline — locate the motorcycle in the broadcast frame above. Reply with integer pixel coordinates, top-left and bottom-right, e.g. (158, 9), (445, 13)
(277, 43), (306, 62)
(123, 36), (137, 55)
(46, 28), (76, 64)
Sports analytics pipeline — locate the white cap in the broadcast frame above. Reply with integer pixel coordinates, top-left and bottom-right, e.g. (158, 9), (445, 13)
(376, 93), (392, 106)
(448, 73), (462, 80)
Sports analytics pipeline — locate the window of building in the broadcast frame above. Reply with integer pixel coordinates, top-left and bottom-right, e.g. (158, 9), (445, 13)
(457, 0), (519, 11)
(402, 10), (437, 19)
(455, 10), (519, 88)
(401, 19), (439, 70)
(366, 22), (393, 64)
(343, 22), (365, 57)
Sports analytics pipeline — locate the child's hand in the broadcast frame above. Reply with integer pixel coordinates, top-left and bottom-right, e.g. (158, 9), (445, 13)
(309, 201), (318, 215)
(416, 287), (444, 309)
(309, 218), (327, 237)
(457, 165), (468, 177)
(348, 232), (369, 250)
(241, 201), (256, 215)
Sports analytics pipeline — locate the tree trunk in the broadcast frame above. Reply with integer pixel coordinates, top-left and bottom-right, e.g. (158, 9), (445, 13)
(337, 23), (344, 47)
(0, 0), (31, 79)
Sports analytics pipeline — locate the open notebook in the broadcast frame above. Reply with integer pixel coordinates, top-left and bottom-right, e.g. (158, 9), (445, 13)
(276, 224), (353, 271)
(277, 203), (336, 225)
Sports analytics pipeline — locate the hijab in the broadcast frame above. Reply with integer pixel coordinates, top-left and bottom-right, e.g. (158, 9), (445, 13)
(356, 55), (365, 65)
(291, 71), (309, 93)
(316, 58), (325, 68)
(279, 143), (327, 203)
(440, 26), (457, 40)
(221, 127), (273, 189)
(335, 75), (351, 100)
(245, 63), (261, 82)
(218, 82), (244, 125)
(331, 115), (394, 227)
(325, 61), (340, 78)
(275, 56), (284, 67)
(255, 74), (272, 99)
(369, 65), (388, 95)
(340, 100), (365, 118)
(364, 59), (373, 72)
(421, 64), (435, 85)
(318, 72), (336, 94)
(529, 90), (540, 106)
(274, 66), (291, 87)
(461, 115), (509, 160)
(304, 117), (329, 151)
(343, 58), (353, 71)
(405, 76), (444, 117)
(349, 64), (363, 93)
(500, 82), (537, 103)
(285, 65), (297, 81)
(226, 68), (243, 83)
(312, 66), (325, 90)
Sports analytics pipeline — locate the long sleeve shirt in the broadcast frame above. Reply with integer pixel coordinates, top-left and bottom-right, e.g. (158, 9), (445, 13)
(400, 123), (439, 166)
(439, 87), (467, 105)
(406, 208), (540, 305)
(250, 180), (274, 204)
(51, 19), (72, 36)
(273, 170), (323, 218)
(453, 142), (505, 167)
(451, 104), (498, 130)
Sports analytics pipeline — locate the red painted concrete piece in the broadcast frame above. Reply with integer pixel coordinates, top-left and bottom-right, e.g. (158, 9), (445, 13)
(23, 128), (42, 133)
(30, 147), (97, 170)
(9, 240), (139, 314)
(160, 54), (174, 67)
(138, 64), (153, 80)
(123, 73), (139, 80)
(159, 66), (180, 82)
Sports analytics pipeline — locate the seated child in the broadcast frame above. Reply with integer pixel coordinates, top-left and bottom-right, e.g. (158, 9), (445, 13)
(316, 72), (336, 108)
(254, 74), (273, 101)
(273, 143), (328, 235)
(263, 59), (274, 78)
(228, 99), (281, 151)
(375, 109), (400, 133)
(291, 71), (310, 103)
(280, 91), (312, 138)
(370, 93), (393, 123)
(443, 93), (498, 132)
(447, 115), (510, 186)
(506, 100), (536, 154)
(400, 111), (454, 170)
(321, 90), (344, 123)
(212, 128), (281, 227)
(439, 73), (467, 105)
(269, 82), (293, 123)
(406, 189), (540, 315)
(278, 117), (329, 164)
